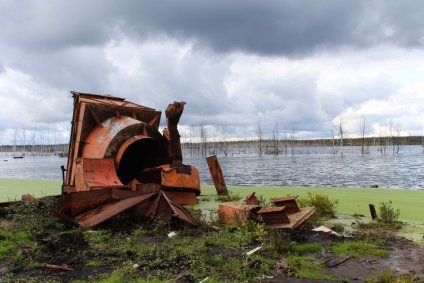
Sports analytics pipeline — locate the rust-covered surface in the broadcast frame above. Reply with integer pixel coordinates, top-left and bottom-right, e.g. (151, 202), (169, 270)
(218, 203), (261, 224)
(259, 195), (315, 229)
(58, 91), (201, 226)
(259, 206), (315, 229)
(206, 155), (228, 195)
(218, 193), (315, 230)
(272, 195), (301, 214)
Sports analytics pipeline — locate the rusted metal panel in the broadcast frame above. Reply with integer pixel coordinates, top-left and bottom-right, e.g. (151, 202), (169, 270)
(135, 183), (162, 195)
(257, 206), (290, 224)
(162, 192), (198, 225)
(206, 155), (228, 195)
(246, 192), (260, 205)
(272, 195), (301, 214)
(261, 207), (315, 229)
(218, 204), (261, 224)
(59, 189), (113, 216)
(75, 158), (124, 191)
(75, 193), (156, 227)
(162, 191), (199, 205)
(140, 164), (201, 193)
(65, 101), (86, 188)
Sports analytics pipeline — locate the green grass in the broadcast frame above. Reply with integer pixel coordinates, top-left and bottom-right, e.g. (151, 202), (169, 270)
(329, 241), (390, 258)
(284, 255), (335, 280)
(292, 243), (322, 254)
(0, 178), (61, 202)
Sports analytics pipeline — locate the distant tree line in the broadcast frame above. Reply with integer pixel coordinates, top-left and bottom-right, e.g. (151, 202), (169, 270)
(0, 144), (68, 156)
(180, 117), (424, 157)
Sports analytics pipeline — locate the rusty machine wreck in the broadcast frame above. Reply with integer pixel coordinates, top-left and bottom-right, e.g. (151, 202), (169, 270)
(55, 91), (200, 227)
(26, 91), (314, 230)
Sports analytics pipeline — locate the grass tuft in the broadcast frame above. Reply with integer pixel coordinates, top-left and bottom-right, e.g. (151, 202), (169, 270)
(329, 241), (390, 259)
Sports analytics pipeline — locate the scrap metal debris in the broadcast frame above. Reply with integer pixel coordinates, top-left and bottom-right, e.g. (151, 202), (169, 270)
(218, 203), (261, 224)
(208, 156), (315, 230)
(52, 92), (201, 227)
(245, 192), (260, 205)
(22, 92), (315, 231)
(258, 195), (315, 229)
(218, 193), (315, 230)
(206, 155), (228, 195)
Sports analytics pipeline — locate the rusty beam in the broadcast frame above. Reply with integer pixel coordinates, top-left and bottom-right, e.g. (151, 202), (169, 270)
(206, 155), (228, 195)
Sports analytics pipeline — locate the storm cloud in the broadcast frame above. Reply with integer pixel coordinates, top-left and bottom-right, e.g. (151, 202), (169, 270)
(1, 0), (424, 144)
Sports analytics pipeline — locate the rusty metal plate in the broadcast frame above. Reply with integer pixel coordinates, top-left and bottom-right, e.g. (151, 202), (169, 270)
(75, 193), (156, 227)
(257, 206), (290, 224)
(272, 195), (301, 214)
(218, 204), (261, 224)
(80, 158), (124, 190)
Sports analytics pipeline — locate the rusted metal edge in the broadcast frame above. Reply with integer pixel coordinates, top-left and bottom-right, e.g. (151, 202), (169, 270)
(162, 192), (198, 225)
(262, 207), (315, 229)
(75, 193), (157, 227)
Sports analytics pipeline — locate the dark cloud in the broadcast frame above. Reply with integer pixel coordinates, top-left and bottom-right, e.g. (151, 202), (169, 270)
(1, 0), (423, 143)
(127, 0), (424, 56)
(2, 1), (424, 56)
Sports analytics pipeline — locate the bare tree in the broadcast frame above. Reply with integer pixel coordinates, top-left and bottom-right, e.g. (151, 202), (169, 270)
(283, 127), (288, 155)
(360, 116), (368, 154)
(199, 124), (207, 156)
(290, 127), (296, 155)
(337, 118), (346, 155)
(31, 126), (37, 154)
(211, 127), (217, 155)
(389, 120), (394, 154)
(272, 122), (279, 155)
(256, 120), (263, 156)
(331, 128), (337, 155)
(221, 120), (229, 156)
(395, 121), (401, 154)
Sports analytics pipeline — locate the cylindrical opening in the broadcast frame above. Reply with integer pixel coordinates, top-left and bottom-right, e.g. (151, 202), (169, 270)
(117, 138), (168, 185)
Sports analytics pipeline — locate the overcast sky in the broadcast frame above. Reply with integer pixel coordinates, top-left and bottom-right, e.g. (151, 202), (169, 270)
(1, 0), (424, 146)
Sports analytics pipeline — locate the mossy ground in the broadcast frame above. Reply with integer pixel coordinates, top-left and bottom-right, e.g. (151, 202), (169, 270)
(1, 180), (423, 282)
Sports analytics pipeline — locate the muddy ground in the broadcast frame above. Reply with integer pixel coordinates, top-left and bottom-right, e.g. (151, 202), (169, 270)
(1, 204), (424, 282)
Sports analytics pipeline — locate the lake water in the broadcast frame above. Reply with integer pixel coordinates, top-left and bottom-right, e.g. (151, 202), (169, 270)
(0, 145), (423, 189)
